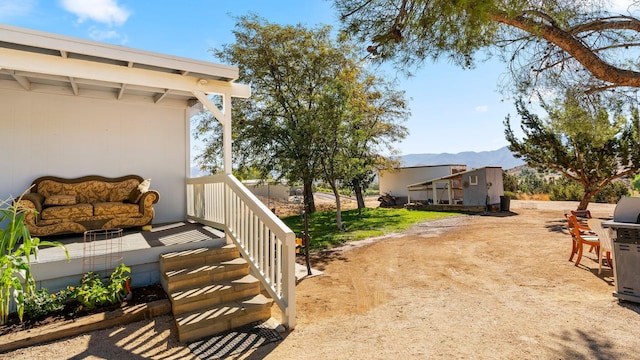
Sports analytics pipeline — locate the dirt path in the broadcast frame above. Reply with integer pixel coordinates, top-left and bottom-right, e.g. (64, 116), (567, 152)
(4, 200), (640, 359)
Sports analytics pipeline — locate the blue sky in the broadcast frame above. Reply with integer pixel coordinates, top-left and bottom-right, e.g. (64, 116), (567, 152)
(1, 0), (633, 156)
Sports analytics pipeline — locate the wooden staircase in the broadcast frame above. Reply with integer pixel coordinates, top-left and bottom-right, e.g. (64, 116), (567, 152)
(160, 244), (273, 343)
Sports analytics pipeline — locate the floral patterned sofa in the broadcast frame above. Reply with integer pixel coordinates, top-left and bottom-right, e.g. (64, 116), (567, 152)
(19, 175), (160, 237)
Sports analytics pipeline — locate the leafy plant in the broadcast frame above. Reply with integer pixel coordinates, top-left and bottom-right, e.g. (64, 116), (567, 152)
(73, 263), (130, 309)
(24, 287), (73, 319)
(0, 192), (69, 324)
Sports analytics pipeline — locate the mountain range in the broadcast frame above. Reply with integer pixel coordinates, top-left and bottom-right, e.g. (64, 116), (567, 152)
(191, 147), (525, 176)
(401, 146), (525, 170)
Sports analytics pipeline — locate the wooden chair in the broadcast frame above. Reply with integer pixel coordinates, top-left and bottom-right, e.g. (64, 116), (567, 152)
(567, 214), (600, 268)
(587, 218), (614, 274)
(568, 209), (596, 253)
(565, 211), (592, 259)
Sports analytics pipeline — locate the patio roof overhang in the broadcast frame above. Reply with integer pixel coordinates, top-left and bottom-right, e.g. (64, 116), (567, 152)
(407, 173), (462, 191)
(0, 24), (250, 103)
(0, 24), (249, 173)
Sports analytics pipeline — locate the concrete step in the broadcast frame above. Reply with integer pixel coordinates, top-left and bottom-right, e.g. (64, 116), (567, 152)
(175, 294), (273, 343)
(159, 244), (239, 272)
(169, 274), (261, 315)
(160, 257), (249, 294)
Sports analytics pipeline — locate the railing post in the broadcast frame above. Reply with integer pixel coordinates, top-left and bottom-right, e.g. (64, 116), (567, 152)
(282, 232), (296, 329)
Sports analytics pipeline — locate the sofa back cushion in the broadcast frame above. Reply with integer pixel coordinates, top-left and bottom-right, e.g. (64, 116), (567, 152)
(37, 178), (140, 204)
(108, 179), (141, 202)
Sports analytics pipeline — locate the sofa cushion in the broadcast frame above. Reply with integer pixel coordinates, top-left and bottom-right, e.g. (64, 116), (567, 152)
(43, 194), (76, 206)
(93, 202), (141, 217)
(38, 180), (111, 203)
(41, 203), (93, 220)
(37, 180), (77, 198)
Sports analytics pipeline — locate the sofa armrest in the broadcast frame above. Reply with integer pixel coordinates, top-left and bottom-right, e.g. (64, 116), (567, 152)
(19, 193), (44, 215)
(14, 193), (43, 228)
(137, 190), (160, 213)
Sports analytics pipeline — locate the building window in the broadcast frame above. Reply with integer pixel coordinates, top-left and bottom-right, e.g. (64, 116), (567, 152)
(469, 175), (478, 186)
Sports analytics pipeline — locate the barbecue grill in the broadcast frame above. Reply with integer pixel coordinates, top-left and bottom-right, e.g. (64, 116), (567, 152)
(603, 196), (640, 303)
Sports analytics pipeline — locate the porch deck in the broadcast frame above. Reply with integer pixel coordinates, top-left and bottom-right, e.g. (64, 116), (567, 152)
(30, 221), (227, 292)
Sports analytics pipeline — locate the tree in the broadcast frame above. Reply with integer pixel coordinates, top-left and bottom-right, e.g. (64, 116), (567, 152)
(315, 77), (354, 229)
(194, 15), (408, 219)
(502, 170), (518, 193)
(504, 92), (640, 210)
(313, 69), (408, 228)
(632, 173), (640, 193)
(336, 1), (640, 98)
(199, 15), (352, 213)
(340, 74), (409, 210)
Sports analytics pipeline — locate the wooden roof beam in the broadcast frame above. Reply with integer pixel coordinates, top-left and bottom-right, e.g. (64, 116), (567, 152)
(0, 47), (251, 98)
(118, 83), (126, 99)
(9, 70), (30, 90)
(154, 89), (170, 104)
(69, 76), (79, 95)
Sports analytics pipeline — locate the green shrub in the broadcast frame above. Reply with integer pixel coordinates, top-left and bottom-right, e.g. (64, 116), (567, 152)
(503, 191), (516, 199)
(24, 287), (73, 319)
(73, 264), (130, 309)
(594, 181), (629, 203)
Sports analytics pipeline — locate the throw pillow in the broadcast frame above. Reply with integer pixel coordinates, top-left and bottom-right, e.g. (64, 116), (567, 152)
(43, 194), (76, 206)
(138, 178), (151, 192)
(127, 179), (151, 203)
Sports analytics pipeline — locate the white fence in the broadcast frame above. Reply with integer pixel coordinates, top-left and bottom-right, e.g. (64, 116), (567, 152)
(186, 174), (296, 329)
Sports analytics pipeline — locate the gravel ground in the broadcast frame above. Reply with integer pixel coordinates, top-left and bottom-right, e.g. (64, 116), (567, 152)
(4, 200), (640, 359)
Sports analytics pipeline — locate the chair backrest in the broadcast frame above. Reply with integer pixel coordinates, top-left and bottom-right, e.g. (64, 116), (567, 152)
(571, 209), (592, 220)
(587, 218), (613, 251)
(567, 213), (589, 232)
(566, 214), (582, 239)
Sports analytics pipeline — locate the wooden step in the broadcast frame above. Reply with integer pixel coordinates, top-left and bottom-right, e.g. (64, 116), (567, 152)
(161, 257), (249, 294)
(175, 294), (273, 343)
(159, 244), (239, 272)
(169, 274), (260, 315)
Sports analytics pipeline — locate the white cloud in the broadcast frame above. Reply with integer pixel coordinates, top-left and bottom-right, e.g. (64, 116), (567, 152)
(89, 27), (128, 44)
(60, 0), (130, 26)
(0, 0), (36, 20)
(475, 105), (489, 113)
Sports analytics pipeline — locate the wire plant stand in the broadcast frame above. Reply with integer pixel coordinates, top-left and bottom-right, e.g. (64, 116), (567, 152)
(83, 228), (123, 277)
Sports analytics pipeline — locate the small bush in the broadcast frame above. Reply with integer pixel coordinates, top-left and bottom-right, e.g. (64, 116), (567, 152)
(24, 287), (73, 319)
(503, 191), (516, 199)
(73, 264), (131, 310)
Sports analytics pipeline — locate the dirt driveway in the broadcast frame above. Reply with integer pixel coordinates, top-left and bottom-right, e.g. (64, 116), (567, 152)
(4, 200), (640, 359)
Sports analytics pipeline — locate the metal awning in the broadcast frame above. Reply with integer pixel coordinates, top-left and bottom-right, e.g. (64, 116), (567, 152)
(407, 173), (463, 191)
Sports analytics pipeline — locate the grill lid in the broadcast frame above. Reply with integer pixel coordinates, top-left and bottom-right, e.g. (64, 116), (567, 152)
(613, 196), (640, 223)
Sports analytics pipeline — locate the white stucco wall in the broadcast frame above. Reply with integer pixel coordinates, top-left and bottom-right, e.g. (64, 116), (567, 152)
(0, 82), (188, 223)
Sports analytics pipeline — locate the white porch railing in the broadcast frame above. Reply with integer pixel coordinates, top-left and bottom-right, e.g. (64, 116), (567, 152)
(186, 174), (296, 329)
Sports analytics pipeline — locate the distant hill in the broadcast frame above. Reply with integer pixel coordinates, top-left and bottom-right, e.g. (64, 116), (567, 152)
(401, 146), (525, 170)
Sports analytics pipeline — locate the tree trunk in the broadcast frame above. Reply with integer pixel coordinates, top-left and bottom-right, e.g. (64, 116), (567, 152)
(303, 178), (316, 214)
(329, 179), (343, 230)
(353, 180), (366, 210)
(577, 191), (593, 211)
